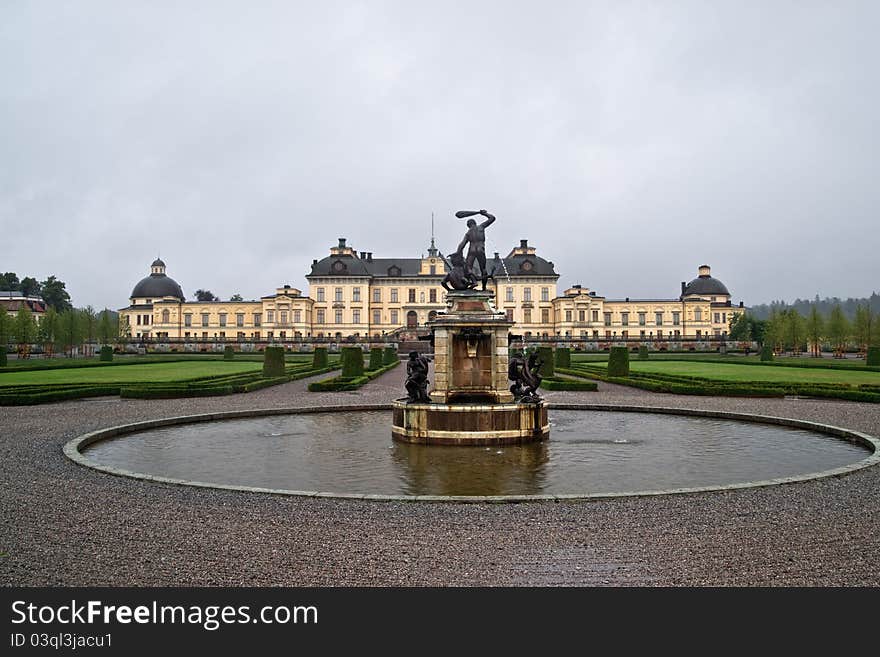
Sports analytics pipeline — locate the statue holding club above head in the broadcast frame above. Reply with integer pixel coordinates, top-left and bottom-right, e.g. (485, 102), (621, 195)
(455, 209), (496, 290)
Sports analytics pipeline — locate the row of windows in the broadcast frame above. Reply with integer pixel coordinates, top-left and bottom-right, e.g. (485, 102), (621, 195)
(315, 287), (442, 304)
(504, 287), (551, 302)
(174, 310), (309, 327)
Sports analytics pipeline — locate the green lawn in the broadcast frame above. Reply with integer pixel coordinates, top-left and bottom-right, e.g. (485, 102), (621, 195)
(627, 361), (880, 385)
(0, 361), (263, 386)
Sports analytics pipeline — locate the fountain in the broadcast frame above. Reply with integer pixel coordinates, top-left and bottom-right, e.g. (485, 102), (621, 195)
(391, 210), (549, 445)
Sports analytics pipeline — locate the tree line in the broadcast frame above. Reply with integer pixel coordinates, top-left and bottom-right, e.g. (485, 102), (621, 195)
(0, 272), (72, 311)
(730, 303), (878, 356)
(747, 292), (880, 321)
(0, 304), (119, 357)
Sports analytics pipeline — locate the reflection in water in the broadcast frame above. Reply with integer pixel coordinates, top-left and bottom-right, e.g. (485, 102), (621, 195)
(391, 440), (549, 496)
(83, 410), (870, 497)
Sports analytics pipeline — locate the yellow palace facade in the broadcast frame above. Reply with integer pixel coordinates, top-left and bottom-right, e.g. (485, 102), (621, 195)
(120, 238), (744, 343)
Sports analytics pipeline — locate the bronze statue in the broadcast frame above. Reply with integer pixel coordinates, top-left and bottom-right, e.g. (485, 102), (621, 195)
(455, 209), (496, 290)
(508, 351), (543, 403)
(440, 251), (477, 291)
(405, 351), (431, 403)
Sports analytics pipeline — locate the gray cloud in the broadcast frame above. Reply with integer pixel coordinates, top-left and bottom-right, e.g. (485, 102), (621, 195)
(1, 0), (877, 308)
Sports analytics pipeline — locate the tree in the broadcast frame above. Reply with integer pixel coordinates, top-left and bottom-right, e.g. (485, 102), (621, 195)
(765, 309), (785, 353)
(0, 272), (19, 291)
(19, 277), (41, 297)
(783, 309), (806, 354)
(38, 306), (59, 355)
(827, 304), (850, 357)
(229, 293), (243, 302)
(58, 309), (83, 357)
(14, 304), (37, 351)
(39, 276), (72, 311)
(805, 306), (825, 357)
(98, 309), (116, 345)
(728, 312), (752, 341)
(0, 305), (10, 347)
(195, 289), (218, 302)
(853, 304), (875, 354)
(82, 305), (97, 353)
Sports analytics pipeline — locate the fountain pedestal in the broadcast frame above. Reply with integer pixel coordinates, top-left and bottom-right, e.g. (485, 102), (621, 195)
(392, 290), (549, 445)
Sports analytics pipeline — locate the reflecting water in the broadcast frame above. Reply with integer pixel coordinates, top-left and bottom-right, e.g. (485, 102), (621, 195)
(84, 410), (870, 496)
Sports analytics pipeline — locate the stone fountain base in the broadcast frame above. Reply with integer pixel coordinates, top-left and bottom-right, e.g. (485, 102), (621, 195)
(391, 399), (549, 445)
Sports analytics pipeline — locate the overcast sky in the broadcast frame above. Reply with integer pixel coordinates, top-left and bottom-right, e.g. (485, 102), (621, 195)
(2, 1), (877, 309)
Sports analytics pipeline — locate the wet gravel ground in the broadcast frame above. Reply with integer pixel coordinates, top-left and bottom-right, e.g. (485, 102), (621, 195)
(2, 364), (879, 586)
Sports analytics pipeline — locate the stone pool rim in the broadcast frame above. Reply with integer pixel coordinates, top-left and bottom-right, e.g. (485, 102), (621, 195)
(63, 403), (880, 503)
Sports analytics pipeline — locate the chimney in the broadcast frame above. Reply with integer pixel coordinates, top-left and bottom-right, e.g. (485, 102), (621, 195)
(520, 239), (528, 249)
(284, 284), (290, 289)
(739, 301), (744, 308)
(338, 238), (347, 248)
(681, 281), (687, 296)
(367, 252), (373, 262)
(312, 259), (318, 266)
(625, 297), (630, 302)
(494, 252), (500, 260)
(359, 251), (366, 259)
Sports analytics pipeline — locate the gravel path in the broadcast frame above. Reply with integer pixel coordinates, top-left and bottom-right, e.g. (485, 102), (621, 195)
(2, 364), (879, 586)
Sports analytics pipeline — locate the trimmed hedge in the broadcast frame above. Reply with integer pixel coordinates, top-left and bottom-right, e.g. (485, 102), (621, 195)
(308, 360), (399, 392)
(540, 377), (598, 391)
(608, 346), (630, 377)
(312, 347), (329, 369)
(760, 345), (774, 362)
(263, 346), (286, 377)
(383, 346), (398, 366)
(554, 347), (571, 369)
(868, 346), (880, 366)
(638, 345), (649, 360)
(223, 346), (235, 361)
(99, 346), (113, 362)
(368, 347), (384, 370)
(537, 347), (555, 378)
(340, 346), (365, 378)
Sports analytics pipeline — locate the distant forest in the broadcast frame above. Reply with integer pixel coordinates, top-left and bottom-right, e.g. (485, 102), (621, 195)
(748, 293), (880, 320)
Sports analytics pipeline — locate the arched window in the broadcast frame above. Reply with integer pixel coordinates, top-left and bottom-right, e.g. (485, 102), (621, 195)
(428, 310), (438, 321)
(406, 310), (418, 328)
(161, 309), (170, 323)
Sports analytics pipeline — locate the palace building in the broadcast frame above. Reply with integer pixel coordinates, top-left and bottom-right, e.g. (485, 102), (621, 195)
(120, 240), (744, 343)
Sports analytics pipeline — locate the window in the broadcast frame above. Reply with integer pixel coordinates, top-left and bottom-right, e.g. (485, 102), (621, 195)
(506, 309), (514, 321)
(219, 331), (226, 340)
(390, 309), (398, 325)
(184, 313), (192, 327)
(253, 313), (261, 327)
(593, 330), (599, 339)
(219, 313), (227, 327)
(420, 291), (425, 303)
(158, 309), (168, 323)
(335, 309), (343, 324)
(430, 265), (436, 275)
(408, 289), (416, 303)
(523, 309), (532, 323)
(202, 331), (208, 339)
(622, 330), (628, 339)
(541, 287), (549, 302)
(429, 289), (437, 303)
(506, 287), (514, 302)
(565, 310), (572, 322)
(694, 308), (702, 322)
(316, 309), (325, 324)
(280, 331), (286, 339)
(523, 287), (532, 302)
(714, 312), (721, 323)
(353, 287), (360, 302)
(373, 288), (381, 303)
(236, 313), (244, 327)
(655, 312), (663, 326)
(542, 309), (550, 324)
(253, 331), (260, 340)
(293, 310), (301, 323)
(578, 310), (585, 322)
(674, 329), (681, 337)
(316, 288), (325, 302)
(335, 288), (343, 302)
(201, 313), (209, 327)
(640, 330), (646, 339)
(372, 310), (381, 325)
(592, 310), (599, 323)
(136, 315), (141, 325)
(621, 312), (629, 326)
(353, 309), (360, 324)
(604, 312), (612, 326)
(638, 312), (646, 326)
(280, 311), (288, 325)
(267, 331), (274, 339)
(390, 289), (398, 303)
(268, 310), (276, 323)
(237, 332), (245, 341)
(672, 311), (681, 326)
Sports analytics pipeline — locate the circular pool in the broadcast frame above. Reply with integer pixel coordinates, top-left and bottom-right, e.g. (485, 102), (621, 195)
(68, 405), (878, 500)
